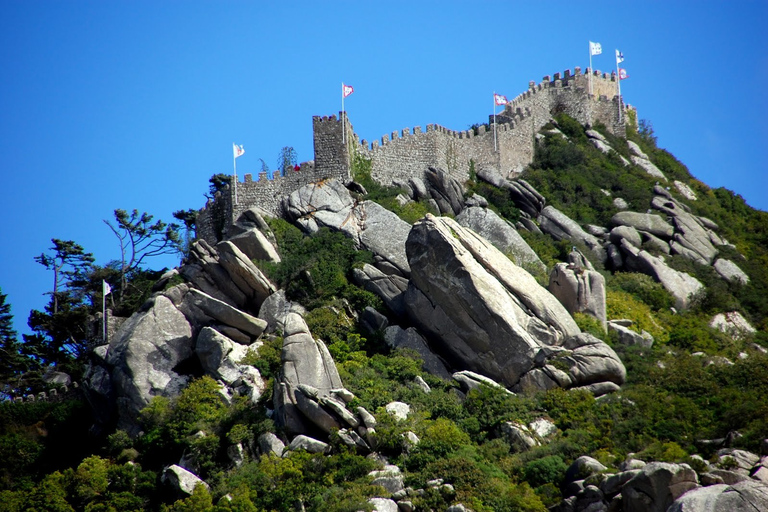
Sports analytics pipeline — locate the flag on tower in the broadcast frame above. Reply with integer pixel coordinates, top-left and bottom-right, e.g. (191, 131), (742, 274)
(103, 280), (111, 296)
(233, 143), (245, 158)
(494, 93), (508, 106)
(616, 49), (624, 63)
(589, 41), (602, 56)
(342, 83), (354, 98)
(618, 68), (629, 80)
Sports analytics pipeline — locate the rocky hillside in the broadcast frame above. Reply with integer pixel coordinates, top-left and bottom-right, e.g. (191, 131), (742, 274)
(1, 114), (767, 512)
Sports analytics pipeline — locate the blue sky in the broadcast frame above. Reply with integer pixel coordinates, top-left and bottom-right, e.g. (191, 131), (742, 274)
(1, 1), (766, 336)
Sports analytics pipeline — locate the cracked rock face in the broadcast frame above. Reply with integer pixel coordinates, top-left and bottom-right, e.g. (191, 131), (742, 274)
(456, 206), (546, 275)
(403, 214), (580, 387)
(105, 295), (194, 436)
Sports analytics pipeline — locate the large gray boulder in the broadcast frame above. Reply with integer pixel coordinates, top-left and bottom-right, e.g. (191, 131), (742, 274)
(216, 241), (277, 310)
(106, 295), (194, 435)
(161, 464), (208, 496)
(182, 240), (248, 308)
(668, 480), (768, 511)
(257, 290), (306, 334)
(184, 289), (267, 337)
(670, 212), (718, 264)
(456, 206), (546, 274)
(425, 167), (465, 216)
(548, 262), (607, 329)
(539, 206), (606, 264)
(227, 228), (281, 264)
(508, 179), (547, 218)
(621, 462), (699, 512)
(404, 214), (580, 387)
(620, 240), (703, 310)
(352, 263), (408, 316)
(713, 259), (749, 285)
(273, 312), (344, 435)
(282, 179), (358, 236)
(611, 212), (674, 239)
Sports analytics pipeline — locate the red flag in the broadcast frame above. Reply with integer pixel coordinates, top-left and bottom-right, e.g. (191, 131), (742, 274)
(494, 93), (508, 106)
(619, 68), (629, 80)
(342, 83), (354, 98)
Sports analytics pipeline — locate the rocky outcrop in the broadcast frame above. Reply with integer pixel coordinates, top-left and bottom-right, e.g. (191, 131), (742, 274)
(620, 240), (703, 310)
(403, 214), (624, 394)
(352, 264), (408, 316)
(628, 140), (667, 180)
(668, 480), (768, 511)
(608, 321), (654, 348)
(424, 167), (465, 216)
(548, 262), (607, 328)
(611, 211), (674, 239)
(621, 462), (699, 512)
(104, 295), (194, 436)
(404, 214), (580, 387)
(709, 311), (756, 340)
(282, 179), (411, 277)
(456, 206), (546, 274)
(713, 259), (749, 284)
(273, 312), (345, 434)
(539, 206), (606, 264)
(162, 464), (208, 496)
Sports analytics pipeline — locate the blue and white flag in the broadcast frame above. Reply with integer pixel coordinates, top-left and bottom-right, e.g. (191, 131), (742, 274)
(589, 41), (602, 56)
(616, 49), (624, 63)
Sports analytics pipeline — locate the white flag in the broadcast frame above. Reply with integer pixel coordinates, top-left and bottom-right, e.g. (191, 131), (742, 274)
(494, 93), (508, 106)
(616, 49), (624, 63)
(590, 41), (602, 56)
(233, 143), (245, 159)
(342, 83), (354, 98)
(103, 280), (111, 296)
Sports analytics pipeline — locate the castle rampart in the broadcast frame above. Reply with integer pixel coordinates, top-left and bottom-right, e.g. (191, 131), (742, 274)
(197, 67), (635, 244)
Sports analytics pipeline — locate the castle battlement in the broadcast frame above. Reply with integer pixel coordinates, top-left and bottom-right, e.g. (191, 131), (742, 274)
(197, 66), (636, 244)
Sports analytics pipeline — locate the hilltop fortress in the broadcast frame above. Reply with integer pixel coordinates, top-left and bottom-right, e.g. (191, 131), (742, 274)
(198, 67), (635, 243)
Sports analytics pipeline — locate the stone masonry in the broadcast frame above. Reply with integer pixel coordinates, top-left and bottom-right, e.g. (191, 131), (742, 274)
(197, 68), (634, 244)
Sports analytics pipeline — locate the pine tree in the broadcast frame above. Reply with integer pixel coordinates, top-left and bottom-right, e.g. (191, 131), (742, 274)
(0, 287), (33, 397)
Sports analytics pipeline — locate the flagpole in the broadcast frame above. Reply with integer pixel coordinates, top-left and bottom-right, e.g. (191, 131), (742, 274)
(616, 51), (623, 124)
(233, 147), (238, 205)
(589, 42), (593, 96)
(493, 92), (498, 152)
(102, 280), (107, 344)
(341, 82), (345, 145)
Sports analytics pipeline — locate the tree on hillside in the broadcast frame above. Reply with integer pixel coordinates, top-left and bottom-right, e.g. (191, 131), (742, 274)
(207, 173), (232, 198)
(277, 146), (297, 177)
(34, 239), (95, 314)
(172, 208), (198, 260)
(104, 209), (181, 298)
(0, 287), (32, 397)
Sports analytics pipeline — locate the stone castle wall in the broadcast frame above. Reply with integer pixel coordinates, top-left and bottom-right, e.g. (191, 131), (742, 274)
(197, 67), (634, 244)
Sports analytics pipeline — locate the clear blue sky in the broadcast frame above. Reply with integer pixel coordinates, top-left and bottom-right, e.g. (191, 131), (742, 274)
(1, 1), (766, 336)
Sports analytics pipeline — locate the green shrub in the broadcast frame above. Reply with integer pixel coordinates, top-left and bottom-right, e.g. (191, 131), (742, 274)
(522, 455), (568, 487)
(609, 272), (675, 312)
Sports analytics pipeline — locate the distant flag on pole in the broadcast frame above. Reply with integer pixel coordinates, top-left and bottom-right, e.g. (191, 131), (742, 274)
(103, 280), (111, 296)
(618, 68), (629, 80)
(494, 93), (508, 106)
(616, 49), (624, 63)
(589, 41), (602, 56)
(233, 143), (245, 159)
(342, 83), (354, 98)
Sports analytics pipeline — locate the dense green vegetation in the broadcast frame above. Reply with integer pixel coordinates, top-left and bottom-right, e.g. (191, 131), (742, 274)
(0, 114), (766, 510)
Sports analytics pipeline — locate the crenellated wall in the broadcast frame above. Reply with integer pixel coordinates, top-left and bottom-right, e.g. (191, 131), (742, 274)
(197, 67), (635, 244)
